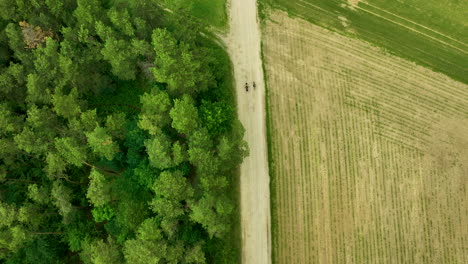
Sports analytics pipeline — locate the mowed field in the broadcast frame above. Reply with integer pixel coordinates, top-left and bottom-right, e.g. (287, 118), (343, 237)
(264, 10), (468, 263)
(262, 0), (468, 83)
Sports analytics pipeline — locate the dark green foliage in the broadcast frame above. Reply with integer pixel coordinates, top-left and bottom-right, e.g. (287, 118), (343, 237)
(92, 205), (115, 223)
(86, 126), (119, 160)
(199, 100), (234, 137)
(132, 159), (157, 188)
(5, 237), (67, 264)
(123, 117), (148, 169)
(138, 88), (172, 135)
(145, 133), (175, 170)
(80, 237), (123, 264)
(170, 94), (200, 136)
(0, 0), (246, 262)
(62, 215), (95, 252)
(151, 28), (215, 96)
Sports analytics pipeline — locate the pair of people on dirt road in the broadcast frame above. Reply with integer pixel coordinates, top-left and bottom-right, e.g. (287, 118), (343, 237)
(245, 81), (256, 92)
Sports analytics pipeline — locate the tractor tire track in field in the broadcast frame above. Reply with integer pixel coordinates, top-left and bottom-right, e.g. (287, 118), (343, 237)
(353, 5), (468, 54)
(361, 2), (468, 48)
(222, 0), (272, 263)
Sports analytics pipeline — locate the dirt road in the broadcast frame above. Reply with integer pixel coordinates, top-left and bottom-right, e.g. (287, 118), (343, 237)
(223, 0), (271, 263)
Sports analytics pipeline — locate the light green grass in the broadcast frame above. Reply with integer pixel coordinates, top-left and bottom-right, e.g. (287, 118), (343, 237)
(262, 0), (468, 84)
(191, 0), (228, 30)
(115, 0), (228, 30)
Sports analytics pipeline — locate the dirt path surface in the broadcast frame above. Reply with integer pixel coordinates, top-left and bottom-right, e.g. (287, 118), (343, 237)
(222, 0), (271, 263)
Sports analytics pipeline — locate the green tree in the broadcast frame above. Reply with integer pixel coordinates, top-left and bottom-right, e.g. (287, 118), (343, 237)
(0, 0), (248, 262)
(81, 237), (123, 264)
(45, 0), (77, 23)
(199, 100), (234, 137)
(124, 236), (164, 264)
(170, 94), (199, 136)
(152, 170), (193, 202)
(185, 244), (206, 264)
(71, 109), (99, 133)
(52, 87), (82, 119)
(86, 169), (112, 207)
(190, 194), (233, 238)
(0, 0), (16, 21)
(32, 38), (61, 88)
(106, 112), (126, 139)
(107, 7), (134, 37)
(0, 62), (27, 102)
(172, 141), (187, 166)
(0, 103), (23, 136)
(145, 133), (173, 169)
(138, 89), (171, 135)
(123, 217), (185, 264)
(13, 104), (58, 156)
(5, 23), (33, 65)
(27, 184), (50, 205)
(54, 137), (87, 167)
(187, 128), (221, 180)
(0, 226), (29, 256)
(51, 180), (75, 223)
(14, 126), (50, 155)
(150, 171), (194, 220)
(86, 126), (119, 160)
(25, 105), (59, 135)
(100, 37), (138, 80)
(216, 120), (249, 172)
(151, 28), (214, 96)
(26, 73), (51, 104)
(91, 205), (115, 222)
(150, 170), (193, 237)
(0, 202), (39, 256)
(45, 151), (67, 178)
(95, 18), (151, 81)
(73, 0), (104, 34)
(0, 201), (17, 227)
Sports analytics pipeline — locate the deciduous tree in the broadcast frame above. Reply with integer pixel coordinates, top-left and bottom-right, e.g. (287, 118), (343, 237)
(86, 126), (119, 160)
(145, 133), (173, 169)
(54, 137), (87, 167)
(81, 237), (123, 264)
(170, 94), (199, 136)
(190, 193), (233, 238)
(86, 169), (112, 207)
(138, 89), (171, 135)
(52, 87), (82, 119)
(151, 28), (213, 96)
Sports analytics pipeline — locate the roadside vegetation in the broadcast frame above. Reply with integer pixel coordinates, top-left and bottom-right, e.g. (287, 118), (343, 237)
(261, 0), (468, 83)
(0, 0), (245, 263)
(163, 0), (228, 30)
(191, 0), (227, 30)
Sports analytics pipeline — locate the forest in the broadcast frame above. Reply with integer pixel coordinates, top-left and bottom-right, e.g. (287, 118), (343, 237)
(0, 0), (247, 263)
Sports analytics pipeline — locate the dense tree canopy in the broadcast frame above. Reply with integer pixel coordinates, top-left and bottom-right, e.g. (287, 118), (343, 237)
(0, 0), (247, 263)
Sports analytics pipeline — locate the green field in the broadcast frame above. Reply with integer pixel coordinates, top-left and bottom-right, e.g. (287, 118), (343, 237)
(263, 10), (468, 263)
(262, 0), (468, 84)
(191, 0), (227, 30)
(116, 0), (228, 30)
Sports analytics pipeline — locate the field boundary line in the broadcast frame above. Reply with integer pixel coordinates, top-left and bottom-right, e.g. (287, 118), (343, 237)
(355, 5), (468, 55)
(362, 2), (468, 49)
